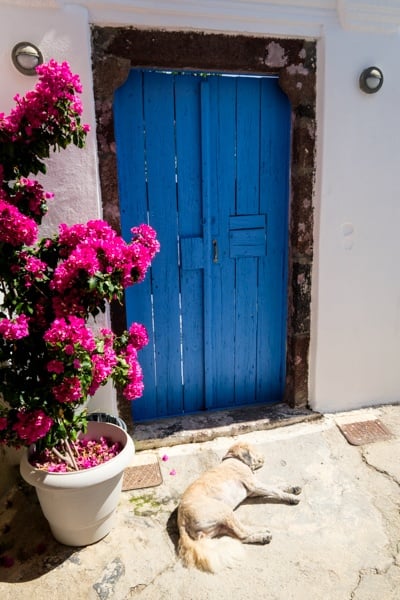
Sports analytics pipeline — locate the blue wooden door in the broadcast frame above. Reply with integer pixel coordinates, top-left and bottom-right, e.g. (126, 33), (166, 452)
(114, 70), (291, 421)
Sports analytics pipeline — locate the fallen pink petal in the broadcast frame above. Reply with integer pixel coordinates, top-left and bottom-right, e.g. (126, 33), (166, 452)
(161, 454), (169, 462)
(169, 469), (176, 476)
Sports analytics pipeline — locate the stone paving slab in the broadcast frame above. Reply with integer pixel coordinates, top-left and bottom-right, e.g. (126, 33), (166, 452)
(0, 404), (399, 600)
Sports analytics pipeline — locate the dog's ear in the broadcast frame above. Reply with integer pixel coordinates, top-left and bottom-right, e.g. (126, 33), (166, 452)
(224, 444), (253, 468)
(237, 447), (253, 468)
(223, 443), (264, 470)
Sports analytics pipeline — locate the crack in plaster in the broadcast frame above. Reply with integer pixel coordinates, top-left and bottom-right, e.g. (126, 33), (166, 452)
(347, 448), (400, 599)
(350, 562), (400, 600)
(360, 449), (400, 487)
(125, 562), (177, 598)
(121, 498), (178, 598)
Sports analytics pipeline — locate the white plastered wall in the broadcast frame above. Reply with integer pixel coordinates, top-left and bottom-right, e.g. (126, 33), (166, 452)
(310, 24), (400, 412)
(0, 1), (116, 415)
(0, 0), (400, 415)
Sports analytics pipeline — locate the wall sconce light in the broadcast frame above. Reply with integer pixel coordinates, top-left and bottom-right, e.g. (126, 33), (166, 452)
(12, 42), (43, 76)
(359, 66), (384, 94)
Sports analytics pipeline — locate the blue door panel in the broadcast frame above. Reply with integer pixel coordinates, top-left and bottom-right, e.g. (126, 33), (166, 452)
(114, 70), (291, 421)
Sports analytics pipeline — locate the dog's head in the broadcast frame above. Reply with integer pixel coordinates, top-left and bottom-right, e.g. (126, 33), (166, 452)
(222, 442), (264, 471)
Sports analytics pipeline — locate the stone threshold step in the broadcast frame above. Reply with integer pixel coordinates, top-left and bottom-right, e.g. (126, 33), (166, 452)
(131, 403), (321, 450)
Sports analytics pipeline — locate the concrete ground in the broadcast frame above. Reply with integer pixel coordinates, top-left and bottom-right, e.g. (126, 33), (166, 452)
(0, 404), (399, 600)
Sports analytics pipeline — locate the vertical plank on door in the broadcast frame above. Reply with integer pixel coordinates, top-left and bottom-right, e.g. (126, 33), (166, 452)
(205, 76), (237, 409)
(141, 72), (183, 417)
(114, 71), (158, 419)
(175, 74), (205, 413)
(234, 77), (261, 405)
(257, 78), (291, 402)
(200, 78), (215, 409)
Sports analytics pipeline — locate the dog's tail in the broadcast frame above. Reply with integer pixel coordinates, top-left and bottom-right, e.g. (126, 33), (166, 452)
(178, 525), (244, 573)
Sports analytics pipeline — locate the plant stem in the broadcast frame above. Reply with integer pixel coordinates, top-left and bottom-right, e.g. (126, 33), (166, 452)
(52, 446), (74, 469)
(64, 437), (79, 471)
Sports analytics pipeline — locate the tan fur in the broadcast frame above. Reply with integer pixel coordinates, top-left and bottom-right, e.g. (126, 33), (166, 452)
(177, 442), (301, 572)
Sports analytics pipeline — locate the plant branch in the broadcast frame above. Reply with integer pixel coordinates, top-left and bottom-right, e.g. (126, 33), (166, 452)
(63, 437), (79, 471)
(51, 445), (74, 469)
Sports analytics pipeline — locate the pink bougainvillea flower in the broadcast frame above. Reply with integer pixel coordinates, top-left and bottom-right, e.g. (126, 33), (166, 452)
(169, 469), (177, 476)
(161, 454), (169, 462)
(12, 410), (53, 445)
(119, 343), (145, 401)
(0, 314), (29, 340)
(51, 220), (159, 304)
(128, 322), (149, 350)
(0, 198), (38, 246)
(13, 177), (54, 221)
(44, 317), (96, 353)
(46, 360), (65, 374)
(51, 376), (82, 403)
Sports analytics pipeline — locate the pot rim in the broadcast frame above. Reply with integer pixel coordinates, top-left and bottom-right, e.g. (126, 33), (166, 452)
(20, 421), (135, 490)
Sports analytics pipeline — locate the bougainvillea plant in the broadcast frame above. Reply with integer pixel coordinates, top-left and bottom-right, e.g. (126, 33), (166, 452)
(0, 60), (159, 471)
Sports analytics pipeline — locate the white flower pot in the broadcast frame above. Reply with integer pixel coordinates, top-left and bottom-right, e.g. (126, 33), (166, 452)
(20, 421), (135, 546)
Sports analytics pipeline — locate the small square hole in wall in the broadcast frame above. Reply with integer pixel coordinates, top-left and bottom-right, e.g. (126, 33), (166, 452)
(337, 419), (393, 446)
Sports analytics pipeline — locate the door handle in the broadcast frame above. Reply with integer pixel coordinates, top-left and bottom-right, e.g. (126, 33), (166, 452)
(212, 239), (218, 263)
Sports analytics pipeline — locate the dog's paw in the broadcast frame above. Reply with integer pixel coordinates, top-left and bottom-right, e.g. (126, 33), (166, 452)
(291, 486), (302, 495)
(254, 531), (272, 544)
(261, 531), (272, 544)
(289, 496), (300, 505)
(246, 530), (272, 544)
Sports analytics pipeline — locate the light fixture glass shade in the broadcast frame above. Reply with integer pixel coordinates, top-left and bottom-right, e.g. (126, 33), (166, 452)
(12, 42), (43, 76)
(359, 66), (383, 94)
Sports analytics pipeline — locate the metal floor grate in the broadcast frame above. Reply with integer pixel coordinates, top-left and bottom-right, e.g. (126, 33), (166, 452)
(337, 419), (393, 446)
(122, 461), (163, 491)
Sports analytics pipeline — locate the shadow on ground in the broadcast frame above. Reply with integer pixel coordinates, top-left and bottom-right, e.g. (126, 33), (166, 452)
(166, 506), (179, 552)
(0, 472), (75, 583)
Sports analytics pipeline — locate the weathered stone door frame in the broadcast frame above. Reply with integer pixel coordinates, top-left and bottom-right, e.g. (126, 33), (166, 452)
(91, 28), (316, 421)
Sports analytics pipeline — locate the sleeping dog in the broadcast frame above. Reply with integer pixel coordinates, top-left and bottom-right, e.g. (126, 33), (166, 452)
(177, 441), (301, 572)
